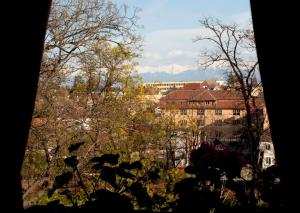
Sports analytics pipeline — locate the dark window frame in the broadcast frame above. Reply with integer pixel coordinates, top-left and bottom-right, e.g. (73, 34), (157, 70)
(197, 109), (205, 115)
(180, 109), (187, 115)
(233, 109), (240, 115)
(215, 109), (222, 115)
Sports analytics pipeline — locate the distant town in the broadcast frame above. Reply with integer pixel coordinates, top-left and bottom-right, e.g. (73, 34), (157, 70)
(142, 79), (274, 170)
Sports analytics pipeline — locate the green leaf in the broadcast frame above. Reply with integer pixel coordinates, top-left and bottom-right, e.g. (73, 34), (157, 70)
(89, 154), (119, 166)
(48, 172), (73, 197)
(91, 162), (104, 170)
(130, 161), (143, 170)
(90, 156), (102, 163)
(64, 156), (79, 168)
(119, 161), (131, 170)
(129, 182), (152, 208)
(68, 142), (84, 153)
(100, 166), (117, 188)
(116, 168), (135, 179)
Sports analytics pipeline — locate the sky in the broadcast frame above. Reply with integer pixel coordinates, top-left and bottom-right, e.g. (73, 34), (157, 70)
(113, 0), (252, 76)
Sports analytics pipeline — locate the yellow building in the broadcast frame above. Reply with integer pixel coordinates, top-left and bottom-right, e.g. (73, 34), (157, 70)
(143, 80), (225, 94)
(159, 83), (265, 144)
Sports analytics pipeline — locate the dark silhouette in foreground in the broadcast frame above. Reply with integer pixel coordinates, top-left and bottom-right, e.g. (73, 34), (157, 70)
(24, 142), (281, 212)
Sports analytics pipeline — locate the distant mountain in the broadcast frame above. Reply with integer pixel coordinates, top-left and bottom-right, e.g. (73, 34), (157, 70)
(140, 69), (226, 82)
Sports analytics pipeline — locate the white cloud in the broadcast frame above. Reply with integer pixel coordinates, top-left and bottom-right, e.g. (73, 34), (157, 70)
(143, 52), (163, 60)
(141, 49), (198, 64)
(139, 27), (213, 66)
(166, 50), (198, 59)
(138, 64), (198, 74)
(138, 13), (254, 73)
(167, 50), (184, 58)
(145, 28), (211, 50)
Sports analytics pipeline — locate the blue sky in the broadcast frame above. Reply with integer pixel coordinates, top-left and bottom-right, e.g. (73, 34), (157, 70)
(113, 0), (252, 75)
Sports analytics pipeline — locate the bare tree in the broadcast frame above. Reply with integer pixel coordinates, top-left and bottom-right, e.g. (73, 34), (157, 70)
(194, 17), (261, 164)
(22, 0), (142, 205)
(40, 0), (141, 88)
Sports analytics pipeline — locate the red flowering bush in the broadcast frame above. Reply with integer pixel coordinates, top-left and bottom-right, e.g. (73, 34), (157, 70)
(188, 142), (247, 179)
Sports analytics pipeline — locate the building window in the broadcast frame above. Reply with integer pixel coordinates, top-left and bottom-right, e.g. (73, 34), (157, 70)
(205, 101), (210, 105)
(265, 143), (271, 150)
(197, 109), (205, 115)
(179, 120), (187, 126)
(197, 119), (205, 126)
(233, 109), (240, 115)
(215, 120), (223, 126)
(180, 109), (187, 115)
(233, 119), (240, 125)
(265, 157), (272, 165)
(215, 109), (222, 115)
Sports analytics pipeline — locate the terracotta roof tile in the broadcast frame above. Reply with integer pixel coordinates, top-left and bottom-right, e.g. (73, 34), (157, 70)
(215, 100), (245, 109)
(161, 90), (201, 100)
(161, 88), (242, 101)
(193, 90), (216, 101)
(159, 86), (265, 110)
(210, 90), (243, 100)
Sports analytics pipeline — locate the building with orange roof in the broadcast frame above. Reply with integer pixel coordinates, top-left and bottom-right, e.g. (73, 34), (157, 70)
(158, 83), (267, 145)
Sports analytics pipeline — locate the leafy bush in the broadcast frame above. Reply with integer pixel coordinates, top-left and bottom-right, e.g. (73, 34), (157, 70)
(38, 141), (281, 212)
(47, 142), (165, 211)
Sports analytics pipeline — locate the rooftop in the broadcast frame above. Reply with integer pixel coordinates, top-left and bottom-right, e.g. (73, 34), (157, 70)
(159, 86), (264, 110)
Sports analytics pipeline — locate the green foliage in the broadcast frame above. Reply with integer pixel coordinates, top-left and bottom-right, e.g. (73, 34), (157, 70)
(21, 151), (48, 178)
(48, 172), (73, 197)
(47, 143), (166, 210)
(37, 192), (72, 206)
(29, 141), (280, 212)
(130, 161), (143, 170)
(99, 166), (117, 188)
(64, 156), (79, 169)
(129, 182), (152, 209)
(68, 142), (84, 153)
(90, 154), (120, 167)
(147, 168), (160, 182)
